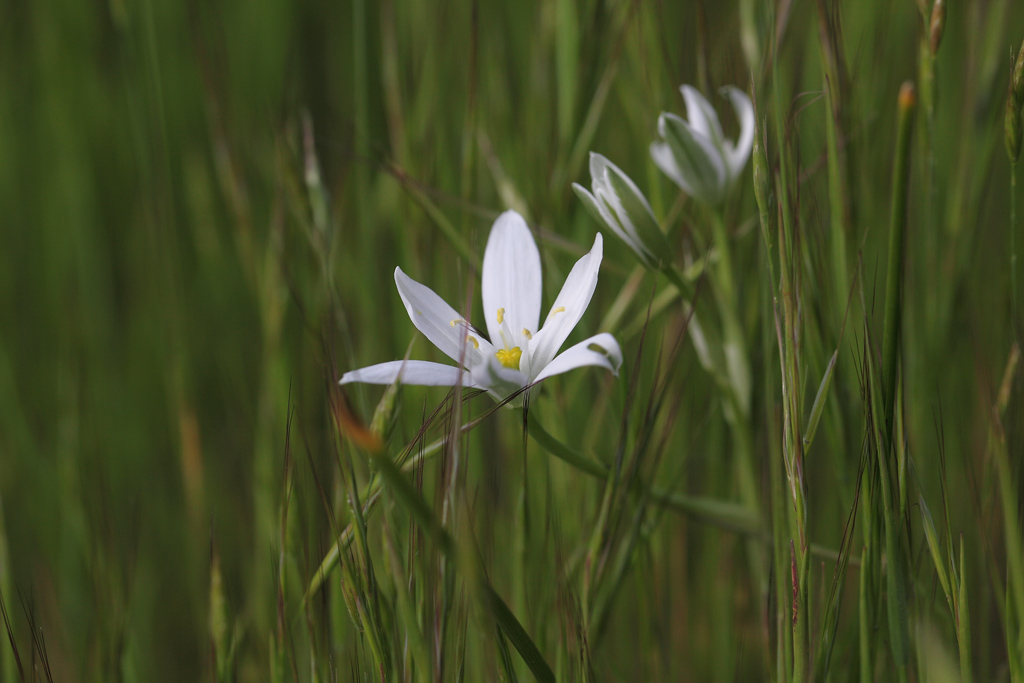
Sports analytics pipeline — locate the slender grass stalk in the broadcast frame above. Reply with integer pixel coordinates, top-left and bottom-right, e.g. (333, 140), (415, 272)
(816, 0), (851, 319)
(875, 83), (917, 683)
(367, 439), (556, 683)
(555, 0), (579, 148)
(988, 347), (1024, 674)
(1012, 164), (1018, 323)
(792, 542), (810, 683)
(353, 0), (369, 240)
(866, 335), (911, 681)
(381, 508), (433, 683)
(957, 534), (973, 683)
(882, 82), (917, 435)
(859, 544), (872, 683)
(0, 494), (14, 683)
(1008, 39), (1024, 323)
(771, 413), (794, 682)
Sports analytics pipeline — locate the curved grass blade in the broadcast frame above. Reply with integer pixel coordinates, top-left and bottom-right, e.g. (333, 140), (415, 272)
(802, 349), (838, 451)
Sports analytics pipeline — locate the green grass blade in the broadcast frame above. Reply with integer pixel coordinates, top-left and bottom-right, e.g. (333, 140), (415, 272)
(802, 349), (838, 452)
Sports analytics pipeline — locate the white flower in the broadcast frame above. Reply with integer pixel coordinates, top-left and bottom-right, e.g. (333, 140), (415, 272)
(573, 152), (671, 271)
(650, 85), (755, 206)
(340, 210), (623, 406)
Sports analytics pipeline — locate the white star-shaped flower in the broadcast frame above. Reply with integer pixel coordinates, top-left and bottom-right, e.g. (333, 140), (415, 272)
(340, 210), (622, 406)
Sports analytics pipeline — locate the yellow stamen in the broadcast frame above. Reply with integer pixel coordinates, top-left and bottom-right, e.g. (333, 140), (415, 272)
(496, 308), (505, 324)
(495, 346), (522, 370)
(522, 328), (532, 340)
(450, 318), (464, 327)
(548, 306), (566, 319)
(466, 335), (479, 349)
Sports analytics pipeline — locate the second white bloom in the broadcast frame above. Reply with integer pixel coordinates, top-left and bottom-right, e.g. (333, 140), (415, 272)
(650, 84), (755, 206)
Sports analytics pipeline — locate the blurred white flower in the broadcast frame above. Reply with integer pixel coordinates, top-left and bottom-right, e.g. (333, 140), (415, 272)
(573, 152), (671, 271)
(340, 210), (622, 406)
(651, 85), (755, 206)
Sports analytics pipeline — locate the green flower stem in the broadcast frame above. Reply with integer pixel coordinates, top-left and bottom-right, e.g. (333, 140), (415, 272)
(688, 212), (758, 513)
(711, 209), (737, 308)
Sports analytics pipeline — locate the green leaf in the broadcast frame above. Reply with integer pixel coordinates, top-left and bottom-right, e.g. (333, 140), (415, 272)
(802, 350), (838, 451)
(919, 494), (953, 609)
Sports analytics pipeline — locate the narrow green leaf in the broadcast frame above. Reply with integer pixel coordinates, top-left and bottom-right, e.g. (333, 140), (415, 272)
(802, 350), (838, 451)
(920, 494), (953, 609)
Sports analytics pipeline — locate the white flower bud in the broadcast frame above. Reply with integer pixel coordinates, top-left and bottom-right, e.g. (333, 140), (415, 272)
(573, 152), (671, 270)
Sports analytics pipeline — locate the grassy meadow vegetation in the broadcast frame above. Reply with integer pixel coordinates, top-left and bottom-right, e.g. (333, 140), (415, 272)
(1, 0), (1023, 680)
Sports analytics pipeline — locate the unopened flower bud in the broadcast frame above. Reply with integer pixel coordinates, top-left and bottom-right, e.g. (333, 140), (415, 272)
(898, 81), (917, 112)
(650, 85), (755, 207)
(574, 152), (671, 271)
(370, 380), (401, 444)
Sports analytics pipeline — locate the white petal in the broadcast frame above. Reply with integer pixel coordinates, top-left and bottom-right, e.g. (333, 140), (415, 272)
(656, 113), (727, 204)
(588, 150), (611, 188)
(482, 210), (542, 344)
(532, 333), (623, 383)
(529, 233), (603, 372)
(596, 187), (646, 255)
(585, 154), (638, 245)
(597, 153), (658, 220)
(573, 181), (628, 246)
(681, 85), (724, 148)
(720, 86), (755, 182)
(394, 267), (490, 366)
(339, 360), (480, 387)
(650, 141), (694, 196)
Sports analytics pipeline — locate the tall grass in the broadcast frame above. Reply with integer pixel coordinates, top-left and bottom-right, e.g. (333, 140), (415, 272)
(0, 0), (1022, 681)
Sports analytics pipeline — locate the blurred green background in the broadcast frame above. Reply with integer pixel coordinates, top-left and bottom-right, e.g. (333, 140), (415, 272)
(1, 0), (1022, 680)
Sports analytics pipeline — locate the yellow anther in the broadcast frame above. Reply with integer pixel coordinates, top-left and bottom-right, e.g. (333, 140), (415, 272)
(497, 308), (505, 324)
(548, 306), (566, 319)
(522, 328), (532, 340)
(466, 335), (480, 349)
(495, 346), (522, 370)
(450, 318), (466, 327)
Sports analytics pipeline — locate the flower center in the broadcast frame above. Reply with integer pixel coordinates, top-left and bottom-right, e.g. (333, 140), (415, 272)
(495, 346), (522, 370)
(492, 307), (527, 370)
